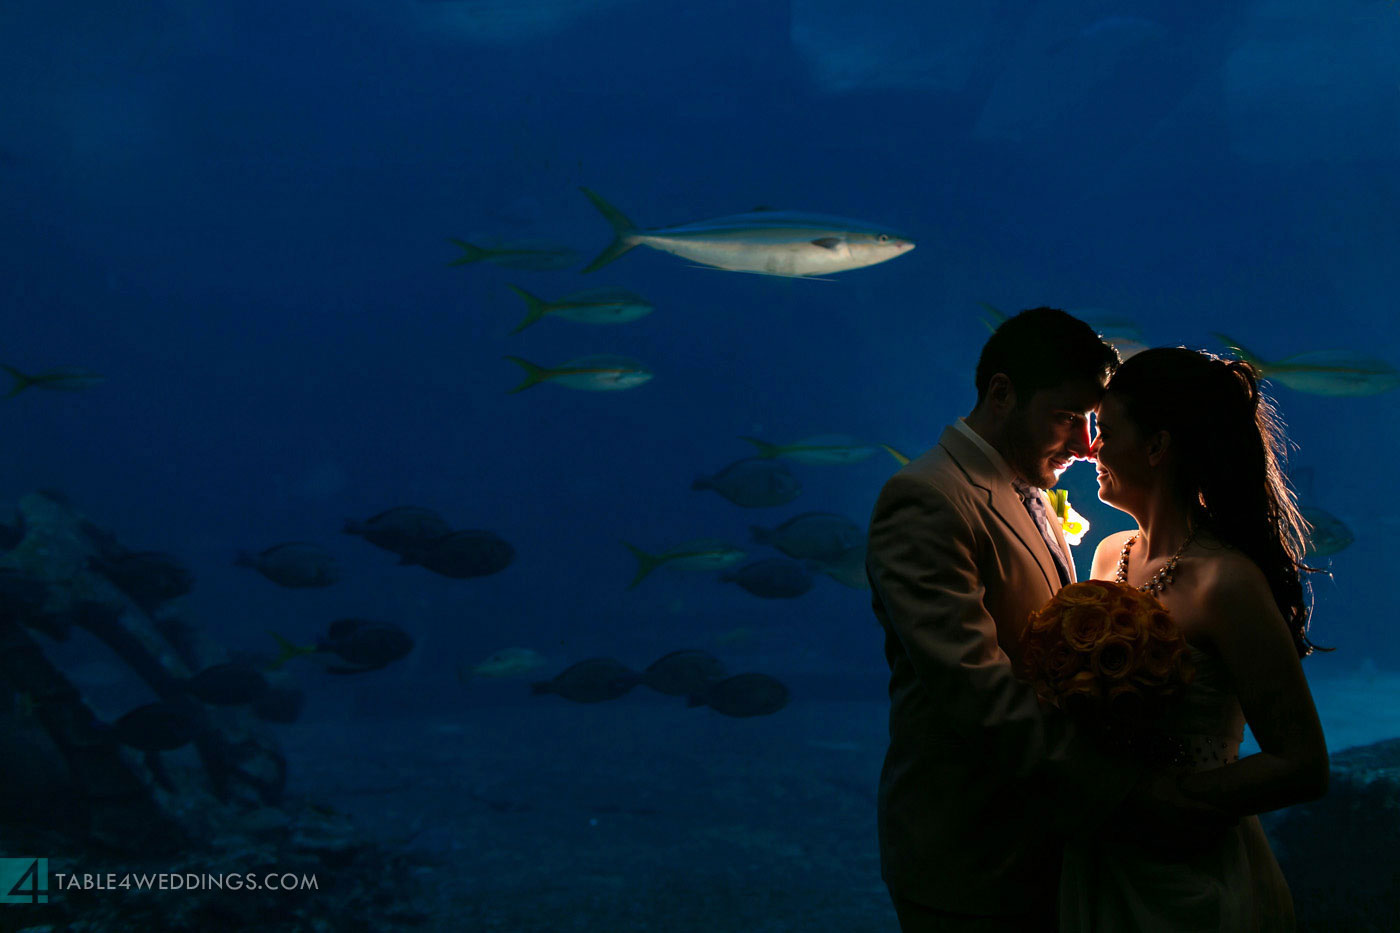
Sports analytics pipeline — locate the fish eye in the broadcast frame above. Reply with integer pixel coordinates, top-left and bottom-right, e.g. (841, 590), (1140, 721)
(878, 234), (889, 243)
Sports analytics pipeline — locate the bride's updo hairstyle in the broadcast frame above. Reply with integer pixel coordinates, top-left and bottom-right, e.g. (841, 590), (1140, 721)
(1105, 347), (1323, 658)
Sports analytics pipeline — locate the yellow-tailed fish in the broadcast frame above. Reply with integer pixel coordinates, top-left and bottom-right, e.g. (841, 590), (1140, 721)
(446, 238), (579, 271)
(880, 444), (911, 466)
(622, 539), (746, 589)
(460, 648), (548, 681)
(979, 302), (1144, 358)
(503, 355), (653, 393)
(3, 365), (105, 398)
(579, 188), (913, 278)
(1213, 333), (1400, 397)
(739, 433), (906, 465)
(265, 630), (319, 671)
(505, 284), (653, 333)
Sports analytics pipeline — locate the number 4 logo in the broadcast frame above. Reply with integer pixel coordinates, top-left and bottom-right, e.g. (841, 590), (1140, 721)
(1, 858), (48, 905)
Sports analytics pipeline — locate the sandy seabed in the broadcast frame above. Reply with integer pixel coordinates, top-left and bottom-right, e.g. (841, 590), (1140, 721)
(269, 669), (1394, 932)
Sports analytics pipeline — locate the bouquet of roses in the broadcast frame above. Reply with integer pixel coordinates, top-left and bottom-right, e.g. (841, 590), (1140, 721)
(1019, 580), (1196, 765)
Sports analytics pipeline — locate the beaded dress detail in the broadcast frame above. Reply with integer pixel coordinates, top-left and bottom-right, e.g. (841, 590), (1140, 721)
(1170, 645), (1243, 772)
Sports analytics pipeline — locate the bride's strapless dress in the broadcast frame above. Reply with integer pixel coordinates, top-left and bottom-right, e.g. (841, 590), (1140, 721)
(1059, 645), (1296, 932)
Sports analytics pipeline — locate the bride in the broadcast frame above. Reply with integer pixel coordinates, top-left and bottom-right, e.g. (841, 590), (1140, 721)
(1063, 347), (1330, 931)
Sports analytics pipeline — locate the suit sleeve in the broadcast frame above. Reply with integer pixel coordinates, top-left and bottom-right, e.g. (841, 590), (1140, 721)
(868, 472), (1141, 828)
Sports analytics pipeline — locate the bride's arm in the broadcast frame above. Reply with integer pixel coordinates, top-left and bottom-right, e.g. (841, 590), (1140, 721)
(1175, 561), (1329, 816)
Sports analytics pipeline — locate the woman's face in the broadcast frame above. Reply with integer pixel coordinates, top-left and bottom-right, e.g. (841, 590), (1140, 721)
(1091, 392), (1153, 509)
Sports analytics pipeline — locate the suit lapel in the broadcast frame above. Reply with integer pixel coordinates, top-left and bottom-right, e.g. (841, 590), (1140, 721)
(938, 426), (1062, 592)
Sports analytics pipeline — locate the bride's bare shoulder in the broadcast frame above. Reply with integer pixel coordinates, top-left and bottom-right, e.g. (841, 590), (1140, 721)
(1189, 546), (1282, 628)
(1090, 529), (1137, 579)
(1194, 545), (1270, 587)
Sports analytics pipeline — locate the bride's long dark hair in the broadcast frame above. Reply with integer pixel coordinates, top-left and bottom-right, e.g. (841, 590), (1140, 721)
(1106, 347), (1326, 658)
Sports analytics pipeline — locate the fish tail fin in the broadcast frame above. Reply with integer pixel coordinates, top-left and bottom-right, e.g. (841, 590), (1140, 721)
(233, 550), (256, 568)
(749, 526), (771, 546)
(265, 630), (315, 671)
(738, 435), (781, 458)
(447, 238), (491, 266)
(1211, 333), (1267, 371)
(879, 443), (911, 467)
(506, 284), (550, 333)
(503, 356), (551, 393)
(977, 302), (1008, 334)
(691, 475), (711, 491)
(579, 188), (640, 274)
(2, 364), (34, 398)
(622, 541), (662, 590)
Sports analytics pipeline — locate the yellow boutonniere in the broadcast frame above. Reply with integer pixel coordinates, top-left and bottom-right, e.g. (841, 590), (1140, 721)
(1046, 488), (1089, 547)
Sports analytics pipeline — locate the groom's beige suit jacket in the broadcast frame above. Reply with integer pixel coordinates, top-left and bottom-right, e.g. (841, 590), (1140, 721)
(867, 422), (1138, 917)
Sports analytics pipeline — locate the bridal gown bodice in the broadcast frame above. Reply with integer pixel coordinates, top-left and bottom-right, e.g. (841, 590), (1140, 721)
(1059, 645), (1296, 933)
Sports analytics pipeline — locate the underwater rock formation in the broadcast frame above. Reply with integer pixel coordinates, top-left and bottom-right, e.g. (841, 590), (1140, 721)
(1261, 736), (1400, 930)
(0, 490), (427, 928)
(0, 492), (287, 825)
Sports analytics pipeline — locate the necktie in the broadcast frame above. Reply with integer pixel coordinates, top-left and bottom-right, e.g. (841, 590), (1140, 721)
(1013, 479), (1072, 587)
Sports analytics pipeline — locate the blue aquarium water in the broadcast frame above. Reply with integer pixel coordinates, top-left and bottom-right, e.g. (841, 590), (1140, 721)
(0, 2), (1395, 930)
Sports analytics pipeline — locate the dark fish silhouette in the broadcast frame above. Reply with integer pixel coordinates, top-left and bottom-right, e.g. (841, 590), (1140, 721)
(750, 511), (863, 561)
(807, 544), (870, 590)
(89, 550), (194, 612)
(1301, 507), (1354, 557)
(688, 673), (790, 718)
(640, 650), (727, 696)
(720, 558), (814, 599)
(344, 506), (452, 557)
(110, 698), (206, 751)
(251, 684), (306, 723)
(531, 658), (640, 703)
(400, 530), (514, 579)
(693, 458), (801, 508)
(269, 619), (414, 674)
(235, 542), (340, 588)
(178, 662), (269, 706)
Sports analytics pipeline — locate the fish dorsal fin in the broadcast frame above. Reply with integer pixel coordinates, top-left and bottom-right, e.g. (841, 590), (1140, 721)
(811, 237), (842, 250)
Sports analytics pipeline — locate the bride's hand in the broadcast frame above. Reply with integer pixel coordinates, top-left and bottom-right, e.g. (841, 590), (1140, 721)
(1101, 772), (1238, 855)
(1143, 772), (1225, 816)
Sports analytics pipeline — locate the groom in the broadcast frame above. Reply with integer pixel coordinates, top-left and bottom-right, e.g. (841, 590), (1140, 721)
(867, 308), (1141, 931)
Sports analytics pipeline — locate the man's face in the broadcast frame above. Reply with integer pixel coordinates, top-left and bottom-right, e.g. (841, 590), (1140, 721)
(1002, 376), (1103, 489)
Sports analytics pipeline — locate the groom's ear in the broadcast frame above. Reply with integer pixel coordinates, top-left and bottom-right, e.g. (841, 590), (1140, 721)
(1147, 430), (1171, 466)
(986, 373), (1017, 415)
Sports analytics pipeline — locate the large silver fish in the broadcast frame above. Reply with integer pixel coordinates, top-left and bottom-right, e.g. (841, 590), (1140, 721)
(579, 188), (914, 278)
(1213, 333), (1400, 397)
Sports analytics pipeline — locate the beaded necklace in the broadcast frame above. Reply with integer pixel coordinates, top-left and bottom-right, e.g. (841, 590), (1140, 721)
(1114, 531), (1194, 597)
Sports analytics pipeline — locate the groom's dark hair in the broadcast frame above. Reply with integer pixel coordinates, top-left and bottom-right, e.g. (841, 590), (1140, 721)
(975, 307), (1119, 405)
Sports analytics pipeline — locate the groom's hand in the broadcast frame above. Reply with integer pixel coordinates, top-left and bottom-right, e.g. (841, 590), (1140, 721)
(1100, 772), (1239, 857)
